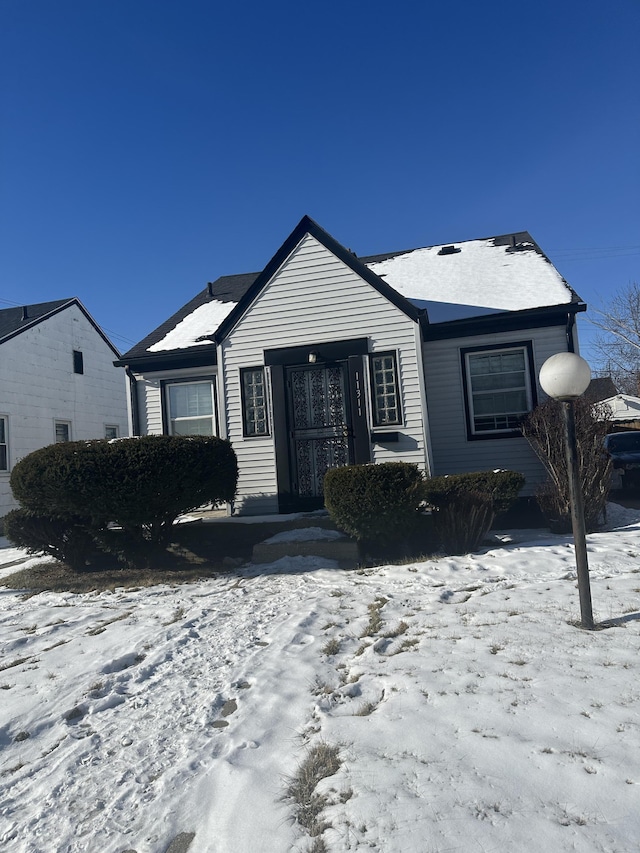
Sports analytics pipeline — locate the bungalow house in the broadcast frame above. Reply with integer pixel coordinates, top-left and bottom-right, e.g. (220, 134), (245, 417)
(0, 299), (129, 517)
(116, 216), (585, 515)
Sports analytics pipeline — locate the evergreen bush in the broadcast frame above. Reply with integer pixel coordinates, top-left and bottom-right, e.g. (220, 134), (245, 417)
(421, 470), (524, 555)
(324, 462), (425, 548)
(4, 508), (95, 572)
(9, 436), (238, 559)
(422, 470), (525, 515)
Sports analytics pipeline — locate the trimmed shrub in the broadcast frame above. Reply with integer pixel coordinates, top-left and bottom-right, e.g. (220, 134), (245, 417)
(421, 470), (524, 555)
(4, 509), (95, 572)
(10, 435), (238, 551)
(324, 462), (425, 548)
(422, 470), (525, 516)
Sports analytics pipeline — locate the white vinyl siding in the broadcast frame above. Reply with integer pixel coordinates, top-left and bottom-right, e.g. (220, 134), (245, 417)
(222, 233), (428, 514)
(423, 325), (569, 494)
(0, 302), (128, 516)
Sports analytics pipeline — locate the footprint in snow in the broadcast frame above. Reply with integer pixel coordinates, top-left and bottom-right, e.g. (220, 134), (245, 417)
(211, 698), (238, 729)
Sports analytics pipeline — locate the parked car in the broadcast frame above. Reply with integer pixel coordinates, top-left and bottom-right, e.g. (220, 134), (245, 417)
(604, 432), (640, 489)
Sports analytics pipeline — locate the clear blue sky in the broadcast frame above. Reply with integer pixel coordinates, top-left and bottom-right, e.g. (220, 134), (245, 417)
(2, 0), (638, 364)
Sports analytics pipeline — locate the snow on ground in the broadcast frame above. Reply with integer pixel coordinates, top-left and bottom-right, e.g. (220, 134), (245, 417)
(1, 506), (640, 853)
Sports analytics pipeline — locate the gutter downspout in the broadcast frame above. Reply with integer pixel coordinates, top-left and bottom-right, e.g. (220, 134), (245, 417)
(125, 367), (140, 436)
(566, 311), (577, 354)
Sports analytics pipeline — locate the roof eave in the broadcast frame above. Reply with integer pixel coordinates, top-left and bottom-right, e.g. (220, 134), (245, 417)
(423, 301), (586, 341)
(114, 345), (218, 372)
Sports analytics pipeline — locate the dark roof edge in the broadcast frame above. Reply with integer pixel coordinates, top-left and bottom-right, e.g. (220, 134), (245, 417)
(114, 346), (218, 371)
(214, 216), (424, 343)
(0, 298), (121, 356)
(423, 301), (587, 341)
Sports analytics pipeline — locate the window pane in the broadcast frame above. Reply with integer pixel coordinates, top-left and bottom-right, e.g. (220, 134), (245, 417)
(371, 353), (401, 426)
(242, 368), (269, 435)
(0, 419), (6, 470)
(55, 423), (70, 442)
(167, 382), (215, 436)
(105, 425), (119, 440)
(169, 383), (213, 418)
(467, 348), (530, 434)
(171, 418), (213, 436)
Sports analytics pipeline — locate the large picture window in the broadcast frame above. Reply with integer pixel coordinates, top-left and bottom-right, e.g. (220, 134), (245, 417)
(463, 343), (535, 437)
(241, 368), (269, 436)
(166, 380), (216, 435)
(0, 417), (8, 471)
(370, 352), (402, 427)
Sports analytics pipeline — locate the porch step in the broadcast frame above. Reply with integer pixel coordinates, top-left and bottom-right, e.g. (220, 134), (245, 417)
(251, 526), (359, 569)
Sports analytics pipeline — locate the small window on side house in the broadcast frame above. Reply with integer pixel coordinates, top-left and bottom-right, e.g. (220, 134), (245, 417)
(463, 344), (535, 437)
(370, 352), (402, 426)
(241, 368), (269, 436)
(0, 417), (8, 471)
(55, 421), (71, 443)
(166, 380), (216, 435)
(73, 350), (84, 374)
(105, 425), (119, 440)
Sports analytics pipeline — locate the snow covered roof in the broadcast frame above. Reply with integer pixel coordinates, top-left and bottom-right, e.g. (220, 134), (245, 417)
(119, 220), (581, 365)
(147, 300), (237, 352)
(364, 233), (574, 313)
(601, 394), (640, 422)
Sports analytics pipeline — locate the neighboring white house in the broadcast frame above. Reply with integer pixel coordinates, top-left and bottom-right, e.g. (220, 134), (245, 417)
(116, 216), (586, 515)
(601, 394), (640, 423)
(0, 299), (129, 517)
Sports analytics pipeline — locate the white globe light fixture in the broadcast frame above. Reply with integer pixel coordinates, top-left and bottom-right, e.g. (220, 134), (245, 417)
(539, 352), (592, 401)
(539, 351), (594, 629)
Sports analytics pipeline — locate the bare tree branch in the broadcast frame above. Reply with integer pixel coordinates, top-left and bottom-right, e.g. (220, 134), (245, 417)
(588, 282), (640, 394)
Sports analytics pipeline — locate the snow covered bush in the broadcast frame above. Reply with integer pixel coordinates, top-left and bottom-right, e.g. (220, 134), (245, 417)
(324, 461), (425, 550)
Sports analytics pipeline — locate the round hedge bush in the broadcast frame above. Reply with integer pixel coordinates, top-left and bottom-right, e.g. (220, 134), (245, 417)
(10, 435), (238, 544)
(324, 461), (425, 547)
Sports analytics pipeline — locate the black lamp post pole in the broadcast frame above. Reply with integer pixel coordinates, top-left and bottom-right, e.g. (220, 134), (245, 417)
(562, 400), (595, 630)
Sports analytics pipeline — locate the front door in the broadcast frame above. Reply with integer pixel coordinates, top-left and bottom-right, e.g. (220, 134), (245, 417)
(286, 363), (352, 506)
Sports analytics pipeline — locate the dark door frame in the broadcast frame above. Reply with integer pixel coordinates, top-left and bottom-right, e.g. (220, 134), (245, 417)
(265, 338), (372, 513)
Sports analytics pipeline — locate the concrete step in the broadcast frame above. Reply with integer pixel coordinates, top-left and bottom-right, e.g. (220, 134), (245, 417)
(251, 526), (359, 569)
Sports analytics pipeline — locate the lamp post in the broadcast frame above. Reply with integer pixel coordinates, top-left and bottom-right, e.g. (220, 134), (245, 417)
(539, 352), (594, 630)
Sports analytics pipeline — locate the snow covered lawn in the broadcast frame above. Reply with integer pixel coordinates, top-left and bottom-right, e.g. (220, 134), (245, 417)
(1, 505), (640, 852)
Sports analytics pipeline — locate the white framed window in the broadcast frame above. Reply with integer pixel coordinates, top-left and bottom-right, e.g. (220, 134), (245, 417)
(369, 352), (402, 427)
(462, 343), (535, 437)
(105, 425), (120, 440)
(241, 367), (270, 436)
(55, 421), (72, 443)
(0, 416), (8, 471)
(165, 380), (216, 436)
